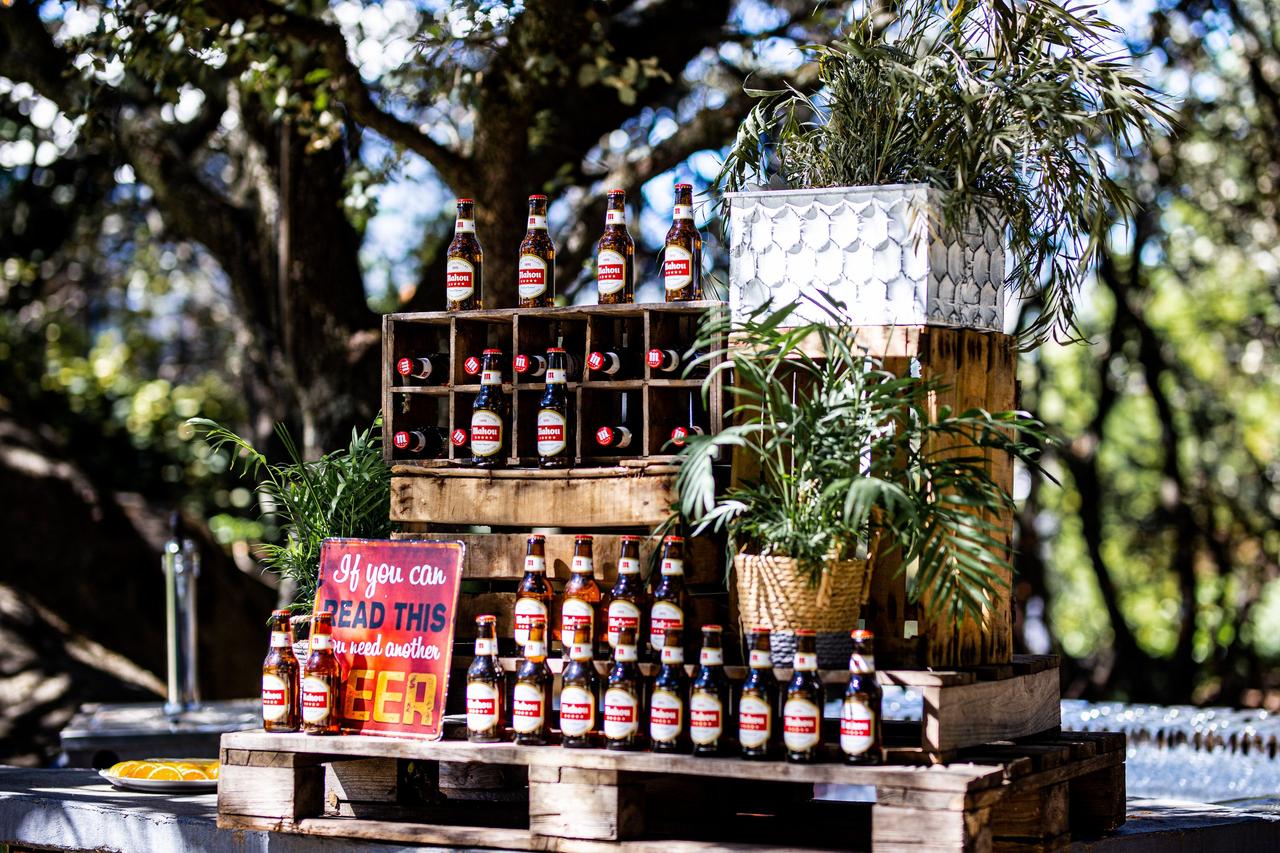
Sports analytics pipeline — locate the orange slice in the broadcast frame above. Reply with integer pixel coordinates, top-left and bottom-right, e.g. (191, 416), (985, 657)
(146, 766), (182, 781)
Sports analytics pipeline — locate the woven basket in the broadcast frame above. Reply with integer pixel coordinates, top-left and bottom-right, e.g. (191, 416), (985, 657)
(733, 553), (873, 668)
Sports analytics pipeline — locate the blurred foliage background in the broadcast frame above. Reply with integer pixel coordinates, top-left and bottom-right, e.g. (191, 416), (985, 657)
(0, 0), (1278, 762)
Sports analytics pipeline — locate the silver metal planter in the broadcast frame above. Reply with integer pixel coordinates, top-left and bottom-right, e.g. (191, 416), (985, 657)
(726, 183), (1006, 331)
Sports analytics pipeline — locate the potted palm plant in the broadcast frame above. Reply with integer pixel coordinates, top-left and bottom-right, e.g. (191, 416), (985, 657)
(676, 298), (1047, 666)
(718, 0), (1170, 339)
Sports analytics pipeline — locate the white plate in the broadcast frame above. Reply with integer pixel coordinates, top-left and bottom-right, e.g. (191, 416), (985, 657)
(98, 769), (218, 793)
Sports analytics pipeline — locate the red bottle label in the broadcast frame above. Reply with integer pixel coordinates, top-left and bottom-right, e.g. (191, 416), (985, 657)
(464, 356), (481, 375)
(450, 428), (468, 446)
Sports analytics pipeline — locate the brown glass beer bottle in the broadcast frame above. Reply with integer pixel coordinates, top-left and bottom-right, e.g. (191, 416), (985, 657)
(650, 628), (690, 753)
(514, 534), (553, 650)
(605, 535), (648, 652)
(262, 609), (300, 732)
(536, 348), (572, 469)
(467, 615), (506, 743)
(595, 189), (635, 304)
(392, 428), (447, 458)
(446, 198), (482, 310)
(559, 534), (601, 651)
(604, 626), (643, 750)
(783, 629), (823, 762)
(662, 182), (702, 302)
(558, 624), (600, 749)
(396, 353), (449, 384)
(842, 628), (884, 765)
(518, 194), (555, 308)
(690, 625), (730, 756)
(648, 535), (688, 658)
(739, 627), (780, 760)
(470, 348), (507, 467)
(512, 619), (552, 745)
(300, 612), (340, 735)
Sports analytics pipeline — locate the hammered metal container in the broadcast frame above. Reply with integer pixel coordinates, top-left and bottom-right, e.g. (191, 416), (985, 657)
(726, 184), (1006, 331)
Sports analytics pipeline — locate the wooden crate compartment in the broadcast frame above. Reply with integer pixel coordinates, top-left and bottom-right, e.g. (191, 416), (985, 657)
(218, 724), (1125, 852)
(584, 312), (644, 382)
(386, 392), (450, 464)
(645, 386), (710, 458)
(513, 314), (588, 387)
(578, 387), (642, 465)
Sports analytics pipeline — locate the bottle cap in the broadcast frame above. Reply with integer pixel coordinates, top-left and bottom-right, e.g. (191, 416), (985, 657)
(595, 426), (615, 444)
(392, 431), (410, 449)
(476, 614), (496, 624)
(457, 198), (474, 203)
(851, 628), (875, 640)
(575, 533), (594, 541)
(619, 534), (641, 542)
(663, 534), (684, 543)
(482, 348), (502, 355)
(795, 628), (816, 636)
(547, 347), (566, 354)
(607, 188), (625, 195)
(272, 609), (292, 618)
(527, 533), (545, 542)
(675, 182), (692, 189)
(702, 624), (722, 631)
(529, 194), (547, 200)
(749, 625), (771, 634)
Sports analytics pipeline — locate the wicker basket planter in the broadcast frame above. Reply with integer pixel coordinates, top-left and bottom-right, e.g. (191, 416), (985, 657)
(733, 553), (872, 668)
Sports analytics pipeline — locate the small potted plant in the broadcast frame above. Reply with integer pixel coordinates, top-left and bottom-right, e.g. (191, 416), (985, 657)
(717, 0), (1169, 339)
(675, 298), (1047, 666)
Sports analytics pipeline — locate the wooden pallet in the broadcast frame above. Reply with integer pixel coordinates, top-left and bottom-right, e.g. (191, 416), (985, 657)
(384, 302), (727, 470)
(217, 728), (1125, 852)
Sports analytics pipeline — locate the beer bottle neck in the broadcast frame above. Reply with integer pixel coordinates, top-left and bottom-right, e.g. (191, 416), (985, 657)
(850, 652), (876, 675)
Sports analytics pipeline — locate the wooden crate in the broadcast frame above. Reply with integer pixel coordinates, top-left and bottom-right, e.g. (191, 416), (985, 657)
(740, 325), (1019, 669)
(217, 727), (1125, 852)
(383, 302), (726, 470)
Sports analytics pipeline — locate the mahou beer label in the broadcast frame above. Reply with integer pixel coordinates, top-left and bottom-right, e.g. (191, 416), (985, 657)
(262, 673), (289, 721)
(650, 601), (684, 650)
(525, 554), (550, 578)
(689, 692), (723, 744)
(661, 558), (684, 576)
(561, 597), (594, 641)
(749, 649), (773, 668)
(301, 676), (331, 723)
(794, 651), (818, 671)
(536, 409), (568, 457)
(466, 681), (499, 731)
(650, 689), (683, 742)
(270, 630), (290, 648)
(783, 697), (821, 751)
(597, 249), (626, 295)
(518, 254), (548, 299)
(474, 637), (497, 656)
(558, 685), (595, 737)
(604, 687), (639, 739)
(673, 204), (693, 220)
(393, 432), (411, 450)
(455, 217), (476, 233)
(512, 683), (545, 733)
(446, 258), (475, 302)
(513, 598), (548, 647)
(571, 555), (594, 576)
(738, 695), (772, 748)
(451, 428), (468, 446)
(699, 645), (724, 666)
(546, 367), (566, 384)
(606, 600), (641, 648)
(470, 410), (503, 457)
(851, 653), (876, 674)
(841, 698), (876, 755)
(663, 245), (694, 291)
(605, 209), (626, 225)
(527, 214), (548, 229)
(617, 557), (640, 574)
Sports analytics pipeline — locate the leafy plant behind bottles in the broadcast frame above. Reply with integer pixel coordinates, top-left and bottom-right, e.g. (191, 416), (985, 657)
(676, 298), (1051, 623)
(189, 417), (392, 609)
(717, 0), (1173, 341)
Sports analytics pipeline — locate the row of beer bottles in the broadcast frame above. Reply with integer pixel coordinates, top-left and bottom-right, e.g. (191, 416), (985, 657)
(468, 619), (884, 765)
(394, 358), (707, 467)
(445, 184), (704, 310)
(261, 611), (340, 735)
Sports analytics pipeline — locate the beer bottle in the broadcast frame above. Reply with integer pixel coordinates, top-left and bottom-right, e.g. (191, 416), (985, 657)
(514, 534), (553, 649)
(650, 628), (689, 753)
(739, 627), (779, 760)
(536, 348), (572, 469)
(670, 392), (707, 448)
(262, 609), (300, 732)
(469, 348), (507, 467)
(690, 625), (730, 757)
(396, 353), (450, 384)
(512, 619), (552, 745)
(467, 615), (506, 742)
(559, 534), (601, 651)
(587, 326), (641, 379)
(594, 391), (638, 454)
(300, 612), (340, 735)
(646, 347), (708, 379)
(558, 624), (600, 749)
(783, 629), (823, 763)
(648, 535), (688, 658)
(446, 198), (482, 311)
(392, 428), (448, 458)
(518, 194), (555, 308)
(516, 350), (580, 382)
(603, 626), (643, 750)
(662, 182), (703, 302)
(596, 189), (635, 304)
(842, 628), (884, 765)
(605, 535), (648, 652)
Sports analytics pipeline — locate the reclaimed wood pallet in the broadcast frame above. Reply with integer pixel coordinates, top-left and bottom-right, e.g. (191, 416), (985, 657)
(218, 728), (1125, 852)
